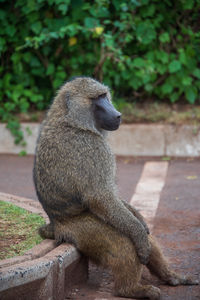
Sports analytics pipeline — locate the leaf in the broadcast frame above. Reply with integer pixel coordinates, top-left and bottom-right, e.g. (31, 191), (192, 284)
(53, 79), (62, 89)
(155, 51), (169, 64)
(46, 63), (55, 75)
(168, 60), (182, 73)
(170, 92), (180, 103)
(69, 37), (77, 46)
(182, 76), (192, 86)
(23, 52), (31, 63)
(136, 22), (156, 45)
(159, 32), (170, 43)
(179, 49), (187, 65)
(11, 53), (21, 64)
(30, 94), (43, 103)
(95, 27), (104, 35)
(156, 63), (167, 74)
(162, 156), (171, 161)
(140, 4), (155, 17)
(49, 32), (59, 39)
(132, 58), (145, 68)
(145, 83), (153, 91)
(104, 34), (114, 48)
(6, 120), (20, 130)
(193, 68), (200, 79)
(4, 102), (16, 112)
(161, 82), (173, 94)
(56, 71), (66, 79)
(26, 127), (32, 136)
(5, 25), (16, 37)
(19, 98), (30, 112)
(186, 175), (197, 180)
(58, 3), (69, 14)
(31, 22), (42, 34)
(0, 9), (6, 20)
(182, 0), (194, 9)
(0, 37), (6, 52)
(84, 17), (97, 28)
(185, 86), (197, 104)
(19, 150), (27, 157)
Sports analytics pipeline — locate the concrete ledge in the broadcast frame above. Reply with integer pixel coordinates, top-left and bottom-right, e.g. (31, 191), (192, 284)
(109, 124), (165, 156)
(0, 123), (39, 155)
(0, 123), (200, 156)
(109, 124), (200, 157)
(0, 193), (88, 300)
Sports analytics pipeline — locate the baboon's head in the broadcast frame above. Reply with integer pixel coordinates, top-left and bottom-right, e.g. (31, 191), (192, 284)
(54, 77), (121, 133)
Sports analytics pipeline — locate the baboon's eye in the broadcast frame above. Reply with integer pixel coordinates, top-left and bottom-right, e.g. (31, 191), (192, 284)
(91, 93), (107, 101)
(98, 93), (107, 99)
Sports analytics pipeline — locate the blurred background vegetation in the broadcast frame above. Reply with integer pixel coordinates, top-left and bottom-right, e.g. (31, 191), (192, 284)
(0, 0), (200, 144)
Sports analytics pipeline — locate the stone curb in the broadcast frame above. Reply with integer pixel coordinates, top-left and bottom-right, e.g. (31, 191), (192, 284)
(0, 193), (88, 300)
(109, 123), (200, 157)
(0, 123), (200, 157)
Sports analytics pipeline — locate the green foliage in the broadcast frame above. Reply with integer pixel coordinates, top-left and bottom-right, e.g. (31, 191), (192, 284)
(0, 0), (200, 142)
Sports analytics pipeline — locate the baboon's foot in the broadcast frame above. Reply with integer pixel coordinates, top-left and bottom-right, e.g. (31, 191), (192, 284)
(167, 273), (199, 286)
(115, 284), (161, 300)
(38, 223), (54, 239)
(145, 286), (161, 300)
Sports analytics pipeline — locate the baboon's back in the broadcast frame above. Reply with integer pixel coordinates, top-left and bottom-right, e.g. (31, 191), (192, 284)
(33, 105), (114, 222)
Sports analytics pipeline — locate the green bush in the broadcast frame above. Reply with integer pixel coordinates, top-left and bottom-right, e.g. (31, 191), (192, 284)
(0, 0), (200, 143)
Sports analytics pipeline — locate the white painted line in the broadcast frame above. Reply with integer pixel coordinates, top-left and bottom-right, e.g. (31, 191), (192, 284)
(130, 161), (169, 229)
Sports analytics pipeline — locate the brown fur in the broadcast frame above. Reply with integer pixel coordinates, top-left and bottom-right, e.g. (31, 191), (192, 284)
(34, 77), (198, 299)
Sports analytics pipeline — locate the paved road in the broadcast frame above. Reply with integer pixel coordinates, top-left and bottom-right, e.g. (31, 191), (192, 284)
(0, 155), (199, 299)
(0, 155), (145, 202)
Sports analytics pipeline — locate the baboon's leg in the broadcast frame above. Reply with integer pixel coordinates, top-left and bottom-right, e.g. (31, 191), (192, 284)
(38, 223), (54, 239)
(147, 235), (199, 286)
(111, 245), (160, 299)
(54, 213), (161, 299)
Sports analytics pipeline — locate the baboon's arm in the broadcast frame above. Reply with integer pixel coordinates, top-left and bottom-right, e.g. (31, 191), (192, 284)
(86, 190), (151, 265)
(121, 200), (150, 234)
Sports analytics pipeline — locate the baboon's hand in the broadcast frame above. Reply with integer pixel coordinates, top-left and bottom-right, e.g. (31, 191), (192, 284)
(135, 234), (151, 265)
(121, 201), (150, 234)
(38, 223), (54, 239)
(133, 211), (150, 235)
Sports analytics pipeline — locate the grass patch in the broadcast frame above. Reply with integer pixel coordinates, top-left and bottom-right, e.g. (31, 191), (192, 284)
(0, 201), (45, 260)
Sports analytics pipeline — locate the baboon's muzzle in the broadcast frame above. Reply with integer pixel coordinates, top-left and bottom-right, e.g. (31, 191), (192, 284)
(94, 95), (121, 131)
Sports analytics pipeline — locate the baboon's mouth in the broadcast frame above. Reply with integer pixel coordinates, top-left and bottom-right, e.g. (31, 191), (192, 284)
(102, 120), (121, 131)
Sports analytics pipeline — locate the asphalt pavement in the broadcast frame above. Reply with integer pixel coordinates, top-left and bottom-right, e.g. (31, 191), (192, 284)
(0, 154), (199, 300)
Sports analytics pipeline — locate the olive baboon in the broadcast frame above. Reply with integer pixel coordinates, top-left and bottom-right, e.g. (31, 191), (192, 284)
(33, 77), (198, 299)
